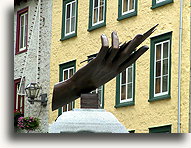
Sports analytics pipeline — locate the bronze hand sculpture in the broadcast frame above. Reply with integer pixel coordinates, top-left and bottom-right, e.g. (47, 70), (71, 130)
(52, 24), (158, 111)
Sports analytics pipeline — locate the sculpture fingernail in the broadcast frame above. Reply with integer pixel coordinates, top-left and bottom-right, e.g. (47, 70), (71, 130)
(101, 34), (109, 47)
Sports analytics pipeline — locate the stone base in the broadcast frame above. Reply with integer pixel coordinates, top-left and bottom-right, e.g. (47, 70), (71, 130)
(49, 109), (129, 133)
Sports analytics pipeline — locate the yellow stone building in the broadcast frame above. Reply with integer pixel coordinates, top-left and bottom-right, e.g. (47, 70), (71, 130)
(49, 0), (190, 133)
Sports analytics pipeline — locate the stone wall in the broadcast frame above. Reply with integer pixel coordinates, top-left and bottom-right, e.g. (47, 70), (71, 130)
(14, 0), (52, 133)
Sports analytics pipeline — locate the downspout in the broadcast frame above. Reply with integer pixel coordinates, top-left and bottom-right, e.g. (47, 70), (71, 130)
(177, 0), (183, 133)
(189, 0), (191, 133)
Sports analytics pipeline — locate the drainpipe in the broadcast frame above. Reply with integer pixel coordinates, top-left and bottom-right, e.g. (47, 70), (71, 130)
(189, 1), (191, 133)
(177, 0), (183, 133)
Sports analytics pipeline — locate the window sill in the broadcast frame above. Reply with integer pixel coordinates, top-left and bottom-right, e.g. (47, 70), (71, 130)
(149, 94), (171, 102)
(60, 33), (77, 41)
(115, 101), (135, 108)
(151, 0), (173, 9)
(117, 11), (137, 21)
(87, 23), (106, 32)
(15, 49), (27, 55)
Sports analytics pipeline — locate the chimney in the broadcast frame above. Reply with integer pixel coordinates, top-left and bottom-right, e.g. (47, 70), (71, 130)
(80, 93), (100, 109)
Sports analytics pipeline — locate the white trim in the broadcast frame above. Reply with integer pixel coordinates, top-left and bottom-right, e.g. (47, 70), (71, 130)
(19, 12), (28, 51)
(91, 85), (103, 108)
(119, 65), (134, 103)
(65, 0), (76, 37)
(62, 67), (74, 82)
(62, 66), (75, 113)
(92, 0), (105, 26)
(156, 0), (166, 4)
(122, 0), (135, 16)
(154, 40), (170, 97)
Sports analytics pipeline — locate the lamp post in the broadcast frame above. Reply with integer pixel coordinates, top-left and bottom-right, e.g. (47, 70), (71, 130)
(25, 83), (47, 106)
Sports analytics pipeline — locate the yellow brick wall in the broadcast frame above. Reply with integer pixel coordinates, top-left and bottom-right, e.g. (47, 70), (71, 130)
(49, 0), (190, 133)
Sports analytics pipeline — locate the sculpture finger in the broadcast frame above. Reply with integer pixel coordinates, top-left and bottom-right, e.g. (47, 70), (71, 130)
(142, 24), (158, 41)
(117, 45), (149, 73)
(119, 40), (131, 52)
(106, 31), (119, 64)
(115, 25), (157, 66)
(112, 40), (131, 63)
(123, 24), (158, 55)
(114, 34), (143, 66)
(96, 34), (109, 61)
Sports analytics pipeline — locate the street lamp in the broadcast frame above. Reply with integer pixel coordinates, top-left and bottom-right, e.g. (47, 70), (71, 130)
(25, 83), (47, 106)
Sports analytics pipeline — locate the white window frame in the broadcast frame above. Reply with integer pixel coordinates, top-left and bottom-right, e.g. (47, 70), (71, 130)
(119, 65), (134, 103)
(62, 67), (74, 82)
(122, 0), (136, 16)
(62, 67), (75, 112)
(92, 0), (105, 26)
(91, 85), (104, 108)
(19, 12), (28, 51)
(65, 0), (76, 36)
(15, 80), (25, 114)
(154, 40), (170, 97)
(156, 0), (166, 4)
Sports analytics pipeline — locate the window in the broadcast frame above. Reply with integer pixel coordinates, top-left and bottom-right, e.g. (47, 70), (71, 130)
(61, 0), (78, 41)
(149, 125), (171, 133)
(115, 64), (135, 108)
(88, 0), (106, 31)
(88, 54), (104, 108)
(149, 32), (172, 102)
(58, 60), (76, 116)
(151, 0), (173, 9)
(118, 0), (137, 21)
(15, 7), (28, 55)
(14, 78), (25, 114)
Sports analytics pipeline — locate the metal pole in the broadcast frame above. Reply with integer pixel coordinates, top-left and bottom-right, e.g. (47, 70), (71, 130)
(177, 0), (183, 133)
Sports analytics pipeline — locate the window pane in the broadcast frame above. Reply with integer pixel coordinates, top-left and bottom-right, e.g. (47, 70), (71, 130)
(94, 0), (98, 7)
(100, 0), (104, 6)
(129, 0), (134, 10)
(98, 90), (101, 102)
(99, 6), (104, 21)
(93, 8), (98, 24)
(64, 70), (68, 81)
(20, 26), (24, 49)
(155, 77), (161, 94)
(21, 15), (24, 26)
(128, 67), (132, 83)
(123, 0), (127, 13)
(71, 17), (75, 32)
(20, 97), (23, 108)
(66, 19), (70, 34)
(162, 76), (168, 92)
(63, 105), (67, 112)
(16, 83), (20, 110)
(156, 44), (161, 61)
(66, 4), (70, 19)
(72, 2), (76, 17)
(163, 42), (169, 58)
(24, 13), (28, 48)
(127, 83), (132, 99)
(99, 86), (103, 107)
(68, 103), (72, 111)
(163, 59), (168, 75)
(121, 85), (126, 100)
(121, 70), (126, 84)
(69, 68), (74, 78)
(156, 61), (161, 77)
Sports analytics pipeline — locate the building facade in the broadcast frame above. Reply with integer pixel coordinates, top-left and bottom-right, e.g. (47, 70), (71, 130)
(49, 0), (190, 133)
(14, 0), (52, 132)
